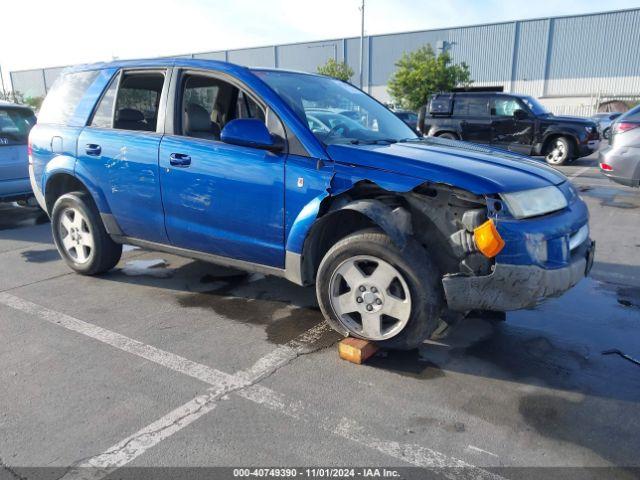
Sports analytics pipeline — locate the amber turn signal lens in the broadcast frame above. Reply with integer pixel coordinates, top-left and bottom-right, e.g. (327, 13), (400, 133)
(473, 219), (505, 258)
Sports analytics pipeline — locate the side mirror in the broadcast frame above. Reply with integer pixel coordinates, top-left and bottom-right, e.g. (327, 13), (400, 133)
(220, 119), (283, 152)
(513, 109), (528, 120)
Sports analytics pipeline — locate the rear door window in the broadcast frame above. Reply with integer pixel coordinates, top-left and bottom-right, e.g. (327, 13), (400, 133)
(38, 70), (99, 125)
(453, 96), (489, 117)
(90, 72), (165, 132)
(113, 73), (165, 131)
(90, 74), (120, 129)
(0, 108), (36, 146)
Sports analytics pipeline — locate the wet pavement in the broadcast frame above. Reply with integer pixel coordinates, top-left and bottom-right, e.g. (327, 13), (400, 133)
(0, 153), (639, 478)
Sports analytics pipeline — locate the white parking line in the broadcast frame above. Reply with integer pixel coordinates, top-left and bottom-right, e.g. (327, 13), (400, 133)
(568, 165), (592, 179)
(0, 292), (504, 480)
(62, 390), (221, 480)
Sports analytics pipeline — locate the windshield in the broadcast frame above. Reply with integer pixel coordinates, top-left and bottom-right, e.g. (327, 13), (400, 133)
(0, 107), (36, 146)
(619, 104), (640, 122)
(521, 96), (552, 116)
(253, 70), (417, 145)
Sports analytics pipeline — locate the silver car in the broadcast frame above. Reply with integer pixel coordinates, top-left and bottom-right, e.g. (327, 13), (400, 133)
(591, 112), (622, 140)
(599, 105), (640, 187)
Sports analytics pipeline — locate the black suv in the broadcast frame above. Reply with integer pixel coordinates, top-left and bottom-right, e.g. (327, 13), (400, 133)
(418, 92), (600, 165)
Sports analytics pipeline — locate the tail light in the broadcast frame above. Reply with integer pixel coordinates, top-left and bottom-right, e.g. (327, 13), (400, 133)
(28, 141), (33, 165)
(600, 163), (613, 171)
(613, 122), (640, 135)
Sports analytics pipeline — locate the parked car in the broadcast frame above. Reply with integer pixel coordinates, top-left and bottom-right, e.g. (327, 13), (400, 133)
(599, 104), (640, 187)
(30, 59), (594, 349)
(419, 92), (600, 165)
(393, 110), (418, 130)
(0, 101), (37, 203)
(305, 109), (369, 136)
(591, 112), (623, 140)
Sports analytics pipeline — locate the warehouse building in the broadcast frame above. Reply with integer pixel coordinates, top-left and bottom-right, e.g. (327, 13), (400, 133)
(9, 7), (640, 116)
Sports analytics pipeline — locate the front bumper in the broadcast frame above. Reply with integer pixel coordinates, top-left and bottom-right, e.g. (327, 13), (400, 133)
(578, 139), (600, 157)
(442, 240), (595, 312)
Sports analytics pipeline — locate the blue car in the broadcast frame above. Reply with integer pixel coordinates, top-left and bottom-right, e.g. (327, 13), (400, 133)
(0, 101), (36, 203)
(29, 59), (595, 349)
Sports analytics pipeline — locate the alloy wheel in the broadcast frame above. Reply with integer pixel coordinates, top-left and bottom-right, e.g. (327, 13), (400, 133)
(58, 207), (94, 264)
(546, 139), (568, 164)
(328, 255), (412, 341)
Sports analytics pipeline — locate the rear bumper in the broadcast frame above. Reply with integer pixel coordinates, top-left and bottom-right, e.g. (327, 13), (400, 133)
(28, 164), (48, 211)
(0, 177), (32, 202)
(599, 144), (640, 188)
(442, 240), (595, 312)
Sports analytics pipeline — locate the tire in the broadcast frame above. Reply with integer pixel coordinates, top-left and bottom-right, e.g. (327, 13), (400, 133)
(603, 127), (611, 140)
(51, 191), (122, 275)
(544, 136), (574, 165)
(438, 132), (458, 140)
(316, 229), (443, 350)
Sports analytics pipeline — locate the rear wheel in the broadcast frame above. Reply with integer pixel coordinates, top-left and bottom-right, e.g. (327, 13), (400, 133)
(316, 230), (443, 350)
(51, 192), (122, 275)
(545, 136), (574, 165)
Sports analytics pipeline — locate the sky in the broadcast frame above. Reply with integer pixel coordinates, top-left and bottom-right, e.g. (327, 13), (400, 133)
(2, 0), (640, 92)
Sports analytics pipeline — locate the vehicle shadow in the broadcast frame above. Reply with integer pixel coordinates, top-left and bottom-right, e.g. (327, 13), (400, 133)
(101, 257), (340, 348)
(101, 255), (640, 404)
(62, 253), (640, 471)
(0, 203), (51, 245)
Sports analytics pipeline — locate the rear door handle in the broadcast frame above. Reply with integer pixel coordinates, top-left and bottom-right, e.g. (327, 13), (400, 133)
(169, 153), (191, 167)
(85, 144), (101, 156)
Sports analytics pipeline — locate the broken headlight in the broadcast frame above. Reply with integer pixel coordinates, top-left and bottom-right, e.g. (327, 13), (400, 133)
(500, 185), (568, 219)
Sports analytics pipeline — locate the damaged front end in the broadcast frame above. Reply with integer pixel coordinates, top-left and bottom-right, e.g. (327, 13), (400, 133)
(330, 180), (594, 313)
(438, 185), (595, 312)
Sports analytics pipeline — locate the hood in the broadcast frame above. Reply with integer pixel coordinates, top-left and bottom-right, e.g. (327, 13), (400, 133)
(545, 115), (597, 126)
(326, 139), (567, 194)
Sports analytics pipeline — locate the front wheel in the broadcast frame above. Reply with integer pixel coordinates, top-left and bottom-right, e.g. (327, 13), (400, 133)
(316, 230), (443, 350)
(545, 137), (574, 165)
(51, 192), (122, 275)
(438, 132), (458, 140)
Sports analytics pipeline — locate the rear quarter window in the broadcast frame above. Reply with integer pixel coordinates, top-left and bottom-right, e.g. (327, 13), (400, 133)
(38, 70), (100, 125)
(453, 96), (489, 117)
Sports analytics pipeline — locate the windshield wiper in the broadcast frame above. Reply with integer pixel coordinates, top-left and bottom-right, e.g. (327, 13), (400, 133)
(350, 139), (398, 145)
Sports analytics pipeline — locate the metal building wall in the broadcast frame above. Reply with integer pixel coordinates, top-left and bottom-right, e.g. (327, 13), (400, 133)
(510, 19), (550, 97)
(546, 9), (640, 97)
(10, 8), (640, 108)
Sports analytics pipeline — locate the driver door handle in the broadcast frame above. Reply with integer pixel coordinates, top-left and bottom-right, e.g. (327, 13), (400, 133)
(169, 153), (191, 167)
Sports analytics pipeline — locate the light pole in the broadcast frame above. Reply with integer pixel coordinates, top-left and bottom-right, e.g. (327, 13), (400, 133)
(359, 0), (365, 90)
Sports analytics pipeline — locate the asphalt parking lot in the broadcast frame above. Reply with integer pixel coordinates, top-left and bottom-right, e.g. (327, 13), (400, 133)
(1, 150), (639, 479)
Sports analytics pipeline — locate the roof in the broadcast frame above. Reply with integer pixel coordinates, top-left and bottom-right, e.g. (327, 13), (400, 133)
(66, 57), (321, 78)
(0, 100), (32, 110)
(445, 91), (533, 98)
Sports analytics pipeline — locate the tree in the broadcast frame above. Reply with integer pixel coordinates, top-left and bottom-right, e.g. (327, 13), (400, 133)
(317, 58), (354, 82)
(387, 45), (472, 111)
(24, 96), (44, 111)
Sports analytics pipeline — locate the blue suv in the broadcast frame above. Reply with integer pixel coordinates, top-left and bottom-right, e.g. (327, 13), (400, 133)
(29, 59), (595, 349)
(1, 101), (36, 203)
